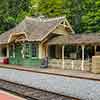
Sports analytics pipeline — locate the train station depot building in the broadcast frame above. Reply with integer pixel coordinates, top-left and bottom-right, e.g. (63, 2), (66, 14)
(0, 16), (100, 73)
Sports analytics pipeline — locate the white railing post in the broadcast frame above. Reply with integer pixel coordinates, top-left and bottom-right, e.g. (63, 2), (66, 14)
(72, 60), (74, 70)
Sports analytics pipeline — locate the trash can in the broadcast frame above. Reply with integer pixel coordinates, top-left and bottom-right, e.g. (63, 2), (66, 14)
(40, 57), (48, 68)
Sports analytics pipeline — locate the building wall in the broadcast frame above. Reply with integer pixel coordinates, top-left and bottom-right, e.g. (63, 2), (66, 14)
(9, 42), (42, 67)
(52, 25), (68, 34)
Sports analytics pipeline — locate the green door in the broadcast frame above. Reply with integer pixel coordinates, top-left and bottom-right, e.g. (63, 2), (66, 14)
(15, 44), (23, 65)
(9, 45), (16, 64)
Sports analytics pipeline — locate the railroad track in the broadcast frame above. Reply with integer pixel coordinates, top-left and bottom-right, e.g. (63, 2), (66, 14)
(0, 79), (80, 100)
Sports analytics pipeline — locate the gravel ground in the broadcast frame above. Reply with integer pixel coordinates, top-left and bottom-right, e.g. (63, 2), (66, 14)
(0, 68), (99, 100)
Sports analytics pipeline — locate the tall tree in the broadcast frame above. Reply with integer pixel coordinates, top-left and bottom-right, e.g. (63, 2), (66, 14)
(64, 0), (84, 33)
(36, 0), (65, 17)
(81, 0), (100, 33)
(64, 0), (98, 33)
(0, 0), (31, 34)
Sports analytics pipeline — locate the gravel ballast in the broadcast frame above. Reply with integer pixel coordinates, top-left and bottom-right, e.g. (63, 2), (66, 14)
(0, 68), (99, 100)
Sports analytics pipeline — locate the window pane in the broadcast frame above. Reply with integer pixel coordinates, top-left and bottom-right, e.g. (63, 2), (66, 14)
(32, 44), (37, 57)
(24, 43), (30, 58)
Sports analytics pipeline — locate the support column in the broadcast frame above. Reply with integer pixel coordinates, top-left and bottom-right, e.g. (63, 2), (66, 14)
(39, 43), (42, 59)
(62, 45), (64, 69)
(81, 45), (85, 71)
(7, 45), (9, 58)
(94, 45), (97, 56)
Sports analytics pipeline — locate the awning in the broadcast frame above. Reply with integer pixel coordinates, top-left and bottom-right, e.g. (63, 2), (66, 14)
(48, 34), (100, 45)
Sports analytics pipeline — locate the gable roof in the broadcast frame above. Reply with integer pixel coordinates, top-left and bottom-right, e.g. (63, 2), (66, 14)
(0, 16), (74, 44)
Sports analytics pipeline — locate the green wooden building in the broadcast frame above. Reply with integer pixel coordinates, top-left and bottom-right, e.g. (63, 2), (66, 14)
(0, 16), (73, 67)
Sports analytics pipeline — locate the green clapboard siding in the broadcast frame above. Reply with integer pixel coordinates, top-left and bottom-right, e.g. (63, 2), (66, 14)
(9, 42), (42, 67)
(9, 43), (22, 65)
(22, 58), (42, 67)
(15, 44), (23, 65)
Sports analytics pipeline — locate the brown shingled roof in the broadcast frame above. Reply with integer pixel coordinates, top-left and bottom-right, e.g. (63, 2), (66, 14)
(0, 16), (66, 44)
(48, 34), (100, 45)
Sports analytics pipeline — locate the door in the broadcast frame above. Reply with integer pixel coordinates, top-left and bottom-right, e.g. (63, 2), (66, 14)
(15, 44), (23, 65)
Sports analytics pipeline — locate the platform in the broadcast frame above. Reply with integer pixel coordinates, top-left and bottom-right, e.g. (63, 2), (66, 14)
(0, 90), (25, 100)
(0, 64), (100, 81)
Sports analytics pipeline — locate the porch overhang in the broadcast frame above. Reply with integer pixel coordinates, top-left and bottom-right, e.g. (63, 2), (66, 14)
(48, 34), (100, 45)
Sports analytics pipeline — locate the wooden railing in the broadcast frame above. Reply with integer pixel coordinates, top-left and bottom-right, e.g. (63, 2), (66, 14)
(48, 59), (91, 71)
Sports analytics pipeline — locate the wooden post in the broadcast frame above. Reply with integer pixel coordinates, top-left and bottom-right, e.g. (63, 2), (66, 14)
(94, 45), (96, 56)
(7, 45), (9, 58)
(81, 45), (85, 71)
(62, 45), (65, 69)
(72, 60), (74, 70)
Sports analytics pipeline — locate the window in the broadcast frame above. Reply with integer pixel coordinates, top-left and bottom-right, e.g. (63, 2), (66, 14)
(24, 43), (30, 58)
(1, 48), (7, 57)
(10, 45), (15, 58)
(32, 44), (37, 57)
(96, 46), (100, 52)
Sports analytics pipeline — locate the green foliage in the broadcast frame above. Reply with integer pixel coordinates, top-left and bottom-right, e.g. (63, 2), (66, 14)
(81, 0), (100, 33)
(64, 0), (83, 33)
(0, 0), (100, 34)
(37, 0), (65, 17)
(0, 0), (31, 34)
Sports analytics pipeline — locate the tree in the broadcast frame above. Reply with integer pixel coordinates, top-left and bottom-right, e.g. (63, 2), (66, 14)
(0, 0), (31, 34)
(64, 0), (85, 33)
(36, 0), (65, 17)
(0, 0), (100, 34)
(64, 0), (98, 33)
(81, 0), (100, 33)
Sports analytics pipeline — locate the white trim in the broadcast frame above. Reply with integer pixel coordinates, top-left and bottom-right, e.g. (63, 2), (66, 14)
(21, 44), (25, 59)
(25, 16), (65, 22)
(8, 32), (28, 43)
(13, 44), (15, 58)
(65, 19), (75, 34)
(7, 45), (9, 57)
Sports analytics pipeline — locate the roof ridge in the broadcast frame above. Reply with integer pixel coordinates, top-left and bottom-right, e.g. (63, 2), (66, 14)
(25, 16), (65, 22)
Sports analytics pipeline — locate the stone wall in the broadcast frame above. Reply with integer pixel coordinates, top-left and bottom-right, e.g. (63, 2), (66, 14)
(48, 59), (91, 72)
